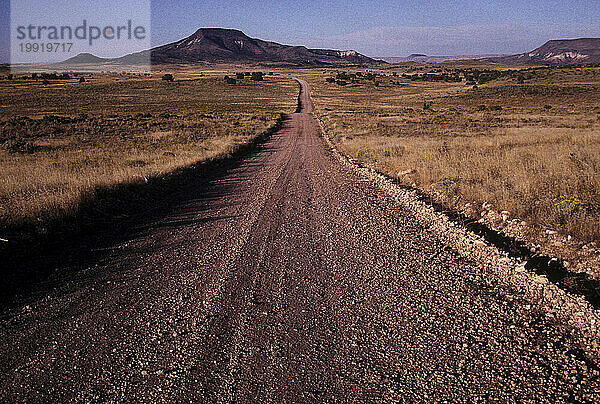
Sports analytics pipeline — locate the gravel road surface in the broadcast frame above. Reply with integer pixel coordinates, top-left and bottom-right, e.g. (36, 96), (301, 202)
(1, 79), (599, 402)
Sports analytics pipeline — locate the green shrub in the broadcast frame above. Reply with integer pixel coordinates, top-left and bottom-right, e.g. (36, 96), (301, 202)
(162, 74), (174, 82)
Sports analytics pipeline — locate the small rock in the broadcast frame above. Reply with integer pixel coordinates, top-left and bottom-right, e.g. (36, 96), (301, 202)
(397, 169), (416, 177)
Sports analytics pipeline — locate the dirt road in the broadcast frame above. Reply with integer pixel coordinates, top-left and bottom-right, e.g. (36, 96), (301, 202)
(1, 79), (599, 402)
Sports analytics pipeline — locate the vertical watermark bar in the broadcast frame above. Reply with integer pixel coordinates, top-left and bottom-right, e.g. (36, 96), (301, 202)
(10, 0), (151, 73)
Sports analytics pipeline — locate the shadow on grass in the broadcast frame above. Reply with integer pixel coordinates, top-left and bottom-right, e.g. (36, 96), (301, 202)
(0, 114), (291, 311)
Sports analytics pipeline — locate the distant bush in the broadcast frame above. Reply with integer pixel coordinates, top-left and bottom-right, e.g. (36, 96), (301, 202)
(126, 159), (146, 167)
(162, 74), (174, 82)
(225, 77), (237, 85)
(326, 77), (336, 83)
(40, 115), (78, 125)
(3, 138), (36, 154)
(159, 112), (178, 119)
(79, 77), (86, 83)
(7, 74), (13, 80)
(251, 72), (264, 81)
(489, 105), (502, 111)
(404, 72), (461, 83)
(236, 73), (245, 79)
(336, 80), (347, 86)
(336, 72), (351, 81)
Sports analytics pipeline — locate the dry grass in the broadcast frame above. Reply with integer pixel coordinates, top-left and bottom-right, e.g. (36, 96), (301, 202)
(0, 71), (296, 233)
(303, 65), (600, 242)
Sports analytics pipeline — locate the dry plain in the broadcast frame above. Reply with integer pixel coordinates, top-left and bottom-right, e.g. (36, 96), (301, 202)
(300, 64), (600, 276)
(0, 70), (296, 238)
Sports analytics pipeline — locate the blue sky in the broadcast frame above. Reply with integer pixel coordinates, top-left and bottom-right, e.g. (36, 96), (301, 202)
(1, 0), (599, 62)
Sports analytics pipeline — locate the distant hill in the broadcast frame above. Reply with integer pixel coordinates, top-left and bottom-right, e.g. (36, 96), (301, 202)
(147, 28), (379, 66)
(59, 53), (111, 64)
(488, 38), (600, 65)
(380, 54), (507, 64)
(64, 28), (380, 67)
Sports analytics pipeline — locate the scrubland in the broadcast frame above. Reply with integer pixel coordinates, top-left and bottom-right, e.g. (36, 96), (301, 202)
(305, 65), (600, 242)
(0, 71), (296, 234)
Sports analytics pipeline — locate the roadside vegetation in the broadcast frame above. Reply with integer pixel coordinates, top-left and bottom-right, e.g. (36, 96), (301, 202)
(0, 71), (296, 236)
(307, 65), (600, 243)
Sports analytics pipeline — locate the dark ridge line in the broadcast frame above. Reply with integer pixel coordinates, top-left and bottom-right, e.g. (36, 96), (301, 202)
(352, 163), (600, 310)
